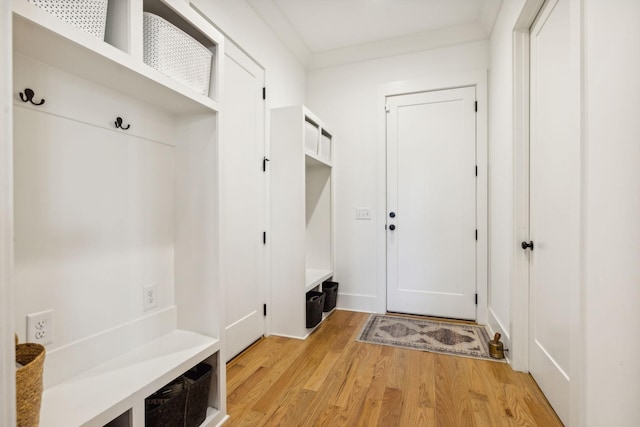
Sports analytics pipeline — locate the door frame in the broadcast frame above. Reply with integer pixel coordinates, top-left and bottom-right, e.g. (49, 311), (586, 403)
(512, 0), (584, 424)
(377, 69), (488, 324)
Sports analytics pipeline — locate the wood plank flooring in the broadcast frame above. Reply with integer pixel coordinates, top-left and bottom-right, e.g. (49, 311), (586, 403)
(226, 310), (562, 426)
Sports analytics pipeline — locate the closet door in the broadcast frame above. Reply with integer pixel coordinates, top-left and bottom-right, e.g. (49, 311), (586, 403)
(528, 0), (577, 423)
(222, 42), (266, 361)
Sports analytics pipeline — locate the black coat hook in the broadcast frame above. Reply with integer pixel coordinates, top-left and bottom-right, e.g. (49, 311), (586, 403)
(114, 117), (131, 130)
(19, 88), (45, 106)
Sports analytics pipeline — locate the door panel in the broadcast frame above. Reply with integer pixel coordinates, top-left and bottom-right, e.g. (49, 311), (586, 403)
(222, 43), (265, 361)
(529, 0), (576, 423)
(386, 87), (477, 320)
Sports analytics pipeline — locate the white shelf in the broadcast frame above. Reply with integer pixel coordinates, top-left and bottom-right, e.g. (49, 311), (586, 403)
(305, 150), (332, 168)
(12, 0), (221, 115)
(39, 331), (220, 427)
(305, 269), (333, 292)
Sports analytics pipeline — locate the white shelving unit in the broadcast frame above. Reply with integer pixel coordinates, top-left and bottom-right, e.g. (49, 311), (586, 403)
(8, 1), (227, 425)
(12, 0), (221, 114)
(40, 332), (220, 427)
(271, 106), (335, 339)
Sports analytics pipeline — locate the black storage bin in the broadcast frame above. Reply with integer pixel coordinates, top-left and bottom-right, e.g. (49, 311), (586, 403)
(306, 291), (325, 328)
(145, 377), (188, 427)
(322, 281), (339, 312)
(184, 363), (212, 427)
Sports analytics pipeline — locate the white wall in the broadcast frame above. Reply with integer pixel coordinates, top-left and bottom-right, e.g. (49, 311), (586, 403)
(306, 42), (489, 312)
(12, 58), (181, 386)
(189, 0), (305, 108)
(583, 0), (640, 424)
(486, 0), (526, 360)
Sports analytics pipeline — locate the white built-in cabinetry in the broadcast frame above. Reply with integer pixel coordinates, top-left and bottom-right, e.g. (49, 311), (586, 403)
(270, 106), (335, 339)
(8, 1), (227, 425)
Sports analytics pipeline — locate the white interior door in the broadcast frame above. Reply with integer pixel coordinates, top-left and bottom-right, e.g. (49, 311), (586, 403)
(222, 42), (266, 361)
(386, 87), (477, 320)
(528, 0), (577, 423)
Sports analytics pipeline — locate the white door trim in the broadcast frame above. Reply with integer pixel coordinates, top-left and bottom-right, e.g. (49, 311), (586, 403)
(0, 2), (16, 426)
(510, 0), (545, 374)
(512, 0), (584, 425)
(377, 69), (488, 325)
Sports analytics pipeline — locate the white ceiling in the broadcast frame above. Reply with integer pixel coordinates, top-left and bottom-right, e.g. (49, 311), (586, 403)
(247, 0), (503, 68)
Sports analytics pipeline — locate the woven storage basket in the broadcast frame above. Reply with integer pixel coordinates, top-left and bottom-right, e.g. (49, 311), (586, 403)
(28, 0), (109, 39)
(15, 335), (46, 427)
(143, 12), (213, 96)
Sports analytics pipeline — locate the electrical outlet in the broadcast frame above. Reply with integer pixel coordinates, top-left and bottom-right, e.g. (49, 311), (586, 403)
(27, 309), (53, 345)
(143, 284), (157, 311)
(356, 207), (372, 220)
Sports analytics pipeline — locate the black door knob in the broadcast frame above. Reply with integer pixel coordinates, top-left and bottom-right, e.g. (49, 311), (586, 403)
(521, 241), (534, 250)
(389, 212), (396, 218)
(389, 224), (396, 231)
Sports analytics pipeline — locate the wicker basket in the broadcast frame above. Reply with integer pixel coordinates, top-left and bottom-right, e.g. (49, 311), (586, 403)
(15, 335), (46, 427)
(143, 12), (213, 96)
(28, 0), (109, 40)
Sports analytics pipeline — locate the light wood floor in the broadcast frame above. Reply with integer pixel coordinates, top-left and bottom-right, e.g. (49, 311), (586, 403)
(226, 310), (562, 426)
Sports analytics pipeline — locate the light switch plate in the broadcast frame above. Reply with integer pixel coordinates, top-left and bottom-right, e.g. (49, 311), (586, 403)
(356, 208), (372, 220)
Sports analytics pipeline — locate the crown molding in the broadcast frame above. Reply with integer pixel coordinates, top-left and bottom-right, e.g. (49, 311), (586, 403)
(247, 0), (499, 70)
(247, 0), (312, 66)
(308, 22), (488, 70)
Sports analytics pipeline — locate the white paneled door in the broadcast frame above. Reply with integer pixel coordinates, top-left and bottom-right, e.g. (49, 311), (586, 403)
(222, 43), (266, 361)
(528, 0), (576, 423)
(386, 87), (477, 320)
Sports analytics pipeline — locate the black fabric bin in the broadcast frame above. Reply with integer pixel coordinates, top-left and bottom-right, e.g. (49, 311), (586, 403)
(322, 281), (339, 312)
(306, 291), (325, 328)
(145, 377), (188, 427)
(184, 362), (212, 427)
(145, 362), (212, 427)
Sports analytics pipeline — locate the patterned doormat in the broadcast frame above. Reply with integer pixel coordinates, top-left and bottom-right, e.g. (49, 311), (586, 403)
(357, 314), (505, 362)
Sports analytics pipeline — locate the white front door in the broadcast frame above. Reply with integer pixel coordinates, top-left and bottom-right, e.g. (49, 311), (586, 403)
(528, 0), (577, 423)
(386, 87), (477, 320)
(222, 42), (266, 361)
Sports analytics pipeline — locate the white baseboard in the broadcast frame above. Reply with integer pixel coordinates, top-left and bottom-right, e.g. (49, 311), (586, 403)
(269, 332), (306, 340)
(44, 306), (177, 388)
(336, 292), (379, 313)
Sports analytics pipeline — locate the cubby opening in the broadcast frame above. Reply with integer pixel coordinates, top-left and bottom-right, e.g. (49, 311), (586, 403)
(104, 0), (132, 53)
(305, 157), (332, 278)
(105, 410), (132, 427)
(304, 116), (320, 154)
(144, 353), (219, 427)
(319, 129), (332, 162)
(143, 0), (218, 100)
